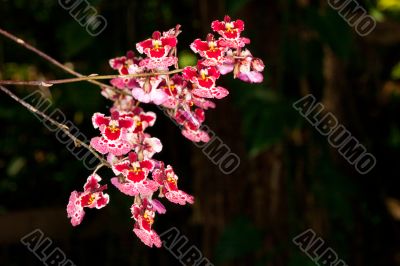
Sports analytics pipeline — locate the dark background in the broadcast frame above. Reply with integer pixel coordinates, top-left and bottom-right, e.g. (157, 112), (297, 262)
(1, 0), (400, 265)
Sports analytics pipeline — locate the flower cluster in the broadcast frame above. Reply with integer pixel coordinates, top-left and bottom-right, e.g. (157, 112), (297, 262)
(67, 16), (264, 247)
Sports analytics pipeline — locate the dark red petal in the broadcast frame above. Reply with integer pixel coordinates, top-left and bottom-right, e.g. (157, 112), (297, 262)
(161, 36), (177, 47)
(205, 49), (223, 60)
(140, 114), (156, 124)
(207, 66), (221, 79)
(141, 217), (152, 231)
(127, 170), (146, 183)
(138, 39), (153, 50)
(120, 66), (129, 75)
(93, 114), (110, 127)
(114, 162), (130, 172)
(140, 160), (154, 171)
(111, 111), (119, 120)
(192, 39), (209, 52)
(206, 33), (215, 42)
(129, 152), (138, 163)
(126, 50), (135, 59)
(84, 176), (100, 191)
(96, 193), (109, 208)
(133, 124), (143, 133)
(165, 180), (178, 192)
(152, 31), (161, 40)
(234, 19), (245, 31)
(211, 20), (225, 31)
(174, 110), (186, 124)
(80, 193), (92, 207)
(194, 108), (205, 122)
(182, 67), (197, 81)
(197, 78), (215, 89)
(118, 118), (134, 129)
(224, 30), (240, 39)
(149, 47), (168, 58)
(104, 127), (121, 141)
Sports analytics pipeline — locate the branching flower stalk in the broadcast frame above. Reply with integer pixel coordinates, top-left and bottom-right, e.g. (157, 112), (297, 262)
(0, 85), (110, 168)
(0, 16), (265, 248)
(0, 69), (185, 87)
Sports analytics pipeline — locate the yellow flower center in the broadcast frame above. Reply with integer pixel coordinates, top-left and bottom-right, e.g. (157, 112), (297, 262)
(200, 71), (207, 80)
(130, 166), (141, 173)
(225, 23), (234, 32)
(87, 194), (95, 205)
(143, 211), (154, 225)
(167, 174), (177, 185)
(153, 40), (162, 50)
(108, 125), (119, 133)
(208, 42), (217, 51)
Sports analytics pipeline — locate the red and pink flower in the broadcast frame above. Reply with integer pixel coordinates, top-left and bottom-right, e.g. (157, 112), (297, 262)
(190, 34), (226, 66)
(109, 50), (140, 75)
(128, 133), (162, 159)
(131, 76), (168, 105)
(131, 199), (162, 248)
(159, 74), (188, 109)
(136, 30), (178, 69)
(90, 111), (134, 156)
(235, 50), (265, 83)
(211, 15), (250, 48)
(67, 174), (110, 226)
(119, 107), (156, 133)
(111, 152), (159, 196)
(153, 165), (194, 205)
(183, 65), (229, 99)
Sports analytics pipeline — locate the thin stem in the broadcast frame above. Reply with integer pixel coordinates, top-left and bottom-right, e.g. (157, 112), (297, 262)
(0, 28), (112, 90)
(0, 27), (135, 98)
(0, 69), (184, 87)
(93, 163), (106, 174)
(0, 85), (111, 169)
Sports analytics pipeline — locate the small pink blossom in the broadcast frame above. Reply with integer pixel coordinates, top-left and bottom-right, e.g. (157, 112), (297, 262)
(190, 34), (226, 66)
(111, 152), (159, 196)
(90, 111), (134, 156)
(67, 174), (110, 226)
(211, 15), (250, 48)
(183, 65), (220, 90)
(131, 199), (163, 248)
(131, 76), (168, 105)
(235, 50), (265, 83)
(136, 30), (178, 69)
(153, 165), (194, 205)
